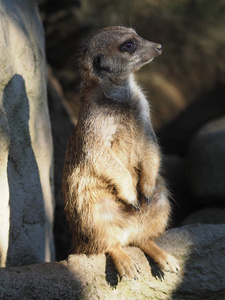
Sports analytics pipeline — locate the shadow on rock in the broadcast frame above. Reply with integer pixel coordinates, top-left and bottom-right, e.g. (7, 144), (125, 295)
(105, 254), (119, 288)
(144, 254), (165, 281)
(0, 261), (83, 299)
(3, 74), (46, 266)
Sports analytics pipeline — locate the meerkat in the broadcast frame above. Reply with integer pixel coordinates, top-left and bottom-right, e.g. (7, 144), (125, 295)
(63, 26), (180, 278)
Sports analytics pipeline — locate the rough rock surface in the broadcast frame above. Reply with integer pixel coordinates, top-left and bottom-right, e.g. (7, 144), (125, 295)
(0, 0), (54, 267)
(158, 84), (225, 155)
(186, 117), (225, 204)
(0, 224), (224, 299)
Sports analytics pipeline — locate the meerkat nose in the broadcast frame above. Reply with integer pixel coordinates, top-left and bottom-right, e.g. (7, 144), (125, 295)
(156, 44), (163, 54)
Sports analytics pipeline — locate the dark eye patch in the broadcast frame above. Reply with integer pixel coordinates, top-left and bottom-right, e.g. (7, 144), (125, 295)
(92, 54), (111, 77)
(119, 39), (137, 53)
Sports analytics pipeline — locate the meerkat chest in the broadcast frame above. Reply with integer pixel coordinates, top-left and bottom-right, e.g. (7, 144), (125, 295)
(114, 98), (151, 143)
(110, 107), (146, 169)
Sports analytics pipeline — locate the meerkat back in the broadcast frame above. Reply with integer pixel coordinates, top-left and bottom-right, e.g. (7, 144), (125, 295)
(63, 26), (180, 278)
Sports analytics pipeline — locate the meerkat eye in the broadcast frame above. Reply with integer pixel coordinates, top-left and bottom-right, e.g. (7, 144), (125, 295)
(119, 39), (137, 53)
(125, 41), (133, 49)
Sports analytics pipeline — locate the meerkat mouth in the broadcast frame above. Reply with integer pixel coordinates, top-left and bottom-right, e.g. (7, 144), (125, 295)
(139, 57), (154, 65)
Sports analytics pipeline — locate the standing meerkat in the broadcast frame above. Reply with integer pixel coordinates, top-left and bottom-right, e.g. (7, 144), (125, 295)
(63, 26), (180, 278)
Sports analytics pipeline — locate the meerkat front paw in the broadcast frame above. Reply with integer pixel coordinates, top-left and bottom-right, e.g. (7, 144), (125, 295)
(118, 188), (140, 210)
(117, 178), (140, 210)
(141, 183), (156, 205)
(144, 195), (152, 205)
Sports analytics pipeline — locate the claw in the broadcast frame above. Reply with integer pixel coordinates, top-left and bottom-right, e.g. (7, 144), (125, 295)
(156, 273), (164, 281)
(119, 261), (140, 280)
(144, 195), (151, 205)
(163, 254), (181, 274)
(134, 264), (141, 274)
(131, 202), (140, 211)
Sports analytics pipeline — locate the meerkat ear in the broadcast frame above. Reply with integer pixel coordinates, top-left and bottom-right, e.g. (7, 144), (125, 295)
(92, 54), (111, 77)
(83, 47), (88, 53)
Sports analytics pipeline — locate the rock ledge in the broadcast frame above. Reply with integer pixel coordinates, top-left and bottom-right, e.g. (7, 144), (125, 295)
(0, 224), (224, 300)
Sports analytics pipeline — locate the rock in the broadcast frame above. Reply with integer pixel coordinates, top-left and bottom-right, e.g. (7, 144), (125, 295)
(0, 224), (224, 299)
(197, 116), (225, 135)
(0, 0), (54, 267)
(181, 206), (225, 226)
(157, 84), (225, 155)
(186, 117), (225, 204)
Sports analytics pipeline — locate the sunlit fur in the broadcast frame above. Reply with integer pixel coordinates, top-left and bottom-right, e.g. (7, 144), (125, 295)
(63, 26), (180, 278)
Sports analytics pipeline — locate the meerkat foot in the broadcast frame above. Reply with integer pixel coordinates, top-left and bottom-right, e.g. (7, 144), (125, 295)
(161, 254), (180, 273)
(137, 239), (180, 274)
(108, 247), (140, 279)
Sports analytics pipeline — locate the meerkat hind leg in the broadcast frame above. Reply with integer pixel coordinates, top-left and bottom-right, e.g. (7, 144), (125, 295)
(107, 246), (140, 279)
(138, 239), (180, 273)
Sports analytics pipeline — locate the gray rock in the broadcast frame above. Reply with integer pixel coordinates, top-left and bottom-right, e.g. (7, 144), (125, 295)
(0, 224), (224, 299)
(0, 0), (54, 267)
(197, 116), (225, 135)
(186, 117), (225, 204)
(181, 206), (225, 226)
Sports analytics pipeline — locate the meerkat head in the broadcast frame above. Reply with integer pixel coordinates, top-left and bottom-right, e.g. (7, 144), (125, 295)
(80, 26), (162, 84)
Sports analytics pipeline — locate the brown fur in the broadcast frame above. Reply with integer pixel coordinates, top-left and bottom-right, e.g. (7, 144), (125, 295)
(63, 26), (180, 278)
